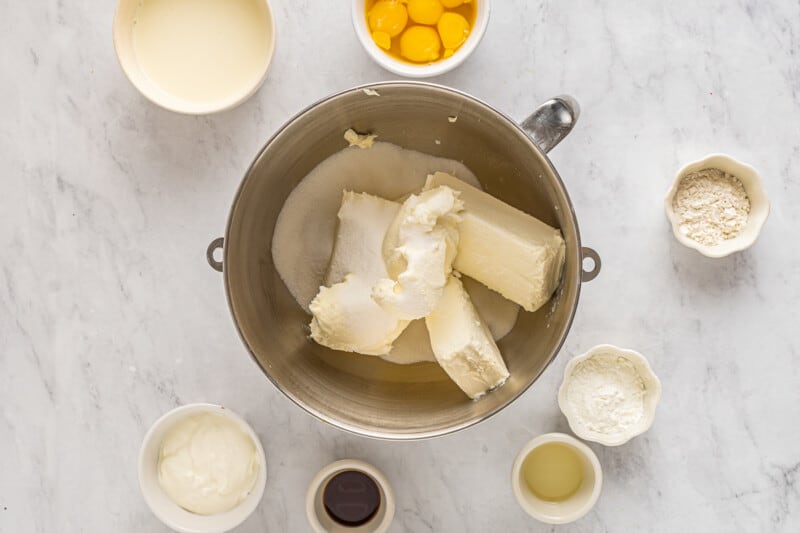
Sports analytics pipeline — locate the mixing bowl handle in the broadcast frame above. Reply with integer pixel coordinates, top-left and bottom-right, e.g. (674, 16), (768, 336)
(207, 237), (224, 272)
(580, 247), (601, 282)
(520, 95), (580, 153)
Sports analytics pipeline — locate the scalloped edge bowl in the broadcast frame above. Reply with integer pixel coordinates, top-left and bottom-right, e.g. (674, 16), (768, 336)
(558, 344), (661, 447)
(664, 153), (769, 258)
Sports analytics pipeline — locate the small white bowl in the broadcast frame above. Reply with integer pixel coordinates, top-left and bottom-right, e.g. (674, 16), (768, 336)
(664, 153), (770, 258)
(138, 403), (267, 533)
(352, 0), (491, 78)
(306, 459), (395, 533)
(511, 433), (602, 525)
(558, 345), (662, 447)
(113, 0), (276, 114)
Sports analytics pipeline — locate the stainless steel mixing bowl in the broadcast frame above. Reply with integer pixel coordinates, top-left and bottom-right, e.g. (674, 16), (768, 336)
(207, 82), (600, 440)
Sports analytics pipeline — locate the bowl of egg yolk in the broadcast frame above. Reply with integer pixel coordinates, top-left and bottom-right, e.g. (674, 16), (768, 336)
(352, 0), (490, 77)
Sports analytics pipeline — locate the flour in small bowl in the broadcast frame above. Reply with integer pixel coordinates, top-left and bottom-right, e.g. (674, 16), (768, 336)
(672, 168), (750, 247)
(564, 353), (646, 436)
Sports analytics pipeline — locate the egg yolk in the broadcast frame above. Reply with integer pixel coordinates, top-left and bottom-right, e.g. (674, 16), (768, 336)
(400, 25), (441, 62)
(368, 0), (409, 37)
(372, 31), (392, 49)
(437, 12), (469, 49)
(407, 0), (445, 25)
(366, 0), (474, 64)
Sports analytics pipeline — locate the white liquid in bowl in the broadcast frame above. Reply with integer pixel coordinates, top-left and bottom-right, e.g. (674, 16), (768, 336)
(132, 0), (272, 105)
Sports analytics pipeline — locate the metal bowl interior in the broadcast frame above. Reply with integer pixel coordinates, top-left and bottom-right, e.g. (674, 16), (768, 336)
(224, 83), (582, 439)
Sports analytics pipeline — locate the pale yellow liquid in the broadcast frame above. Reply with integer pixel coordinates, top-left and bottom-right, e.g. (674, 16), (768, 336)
(522, 443), (584, 502)
(133, 0), (271, 104)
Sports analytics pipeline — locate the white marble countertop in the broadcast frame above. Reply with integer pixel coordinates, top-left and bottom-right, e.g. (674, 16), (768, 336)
(2, 0), (799, 531)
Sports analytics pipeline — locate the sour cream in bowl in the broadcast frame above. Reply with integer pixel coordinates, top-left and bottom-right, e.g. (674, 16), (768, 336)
(138, 403), (267, 533)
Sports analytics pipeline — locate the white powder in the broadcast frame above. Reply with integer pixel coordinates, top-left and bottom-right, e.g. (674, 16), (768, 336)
(672, 168), (750, 247)
(565, 353), (646, 436)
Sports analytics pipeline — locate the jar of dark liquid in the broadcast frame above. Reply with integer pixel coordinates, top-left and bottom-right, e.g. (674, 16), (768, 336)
(306, 460), (395, 532)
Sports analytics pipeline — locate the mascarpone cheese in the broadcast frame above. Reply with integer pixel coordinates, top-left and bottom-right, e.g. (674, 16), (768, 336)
(372, 186), (464, 320)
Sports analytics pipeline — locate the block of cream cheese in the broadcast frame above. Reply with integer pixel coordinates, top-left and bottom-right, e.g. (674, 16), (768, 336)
(425, 276), (510, 399)
(424, 172), (565, 313)
(372, 186), (464, 320)
(310, 192), (408, 355)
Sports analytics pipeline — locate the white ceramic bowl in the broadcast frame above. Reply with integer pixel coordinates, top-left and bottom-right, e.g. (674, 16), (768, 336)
(113, 0), (276, 114)
(352, 0), (490, 78)
(558, 344), (661, 447)
(306, 459), (395, 533)
(511, 433), (602, 525)
(664, 153), (770, 258)
(138, 403), (267, 533)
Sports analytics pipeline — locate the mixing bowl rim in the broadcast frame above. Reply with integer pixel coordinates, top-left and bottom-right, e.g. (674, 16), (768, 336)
(221, 81), (584, 440)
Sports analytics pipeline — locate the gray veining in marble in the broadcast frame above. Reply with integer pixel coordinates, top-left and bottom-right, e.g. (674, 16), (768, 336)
(1, 0), (799, 531)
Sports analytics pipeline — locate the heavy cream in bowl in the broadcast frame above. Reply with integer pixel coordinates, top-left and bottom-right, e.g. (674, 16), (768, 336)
(114, 0), (275, 114)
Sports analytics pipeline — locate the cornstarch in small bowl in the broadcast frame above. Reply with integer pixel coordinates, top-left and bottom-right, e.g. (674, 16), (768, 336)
(558, 345), (661, 446)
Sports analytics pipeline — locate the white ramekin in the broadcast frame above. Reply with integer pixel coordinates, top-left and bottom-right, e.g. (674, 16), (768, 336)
(352, 0), (490, 78)
(558, 344), (661, 447)
(112, 0), (276, 114)
(306, 459), (395, 533)
(664, 153), (770, 258)
(138, 403), (268, 533)
(511, 433), (602, 525)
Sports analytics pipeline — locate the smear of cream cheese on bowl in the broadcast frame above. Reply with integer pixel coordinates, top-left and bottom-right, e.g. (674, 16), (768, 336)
(344, 128), (378, 149)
